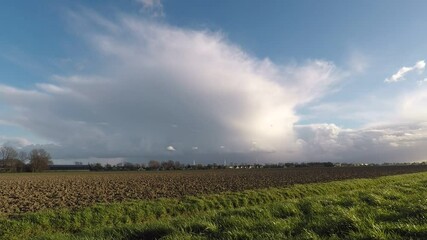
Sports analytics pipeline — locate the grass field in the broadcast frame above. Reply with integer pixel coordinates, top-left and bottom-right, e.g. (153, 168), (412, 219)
(0, 171), (426, 239)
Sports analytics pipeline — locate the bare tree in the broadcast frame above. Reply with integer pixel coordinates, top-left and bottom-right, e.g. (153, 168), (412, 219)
(148, 160), (160, 170)
(0, 147), (7, 169)
(29, 148), (52, 172)
(18, 151), (28, 163)
(161, 160), (176, 170)
(1, 146), (18, 161)
(0, 146), (20, 172)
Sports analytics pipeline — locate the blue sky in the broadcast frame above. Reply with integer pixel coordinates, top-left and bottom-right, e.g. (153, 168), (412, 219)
(3, 1), (427, 84)
(1, 0), (427, 164)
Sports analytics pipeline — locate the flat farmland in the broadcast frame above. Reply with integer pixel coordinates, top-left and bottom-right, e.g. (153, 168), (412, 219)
(0, 165), (426, 215)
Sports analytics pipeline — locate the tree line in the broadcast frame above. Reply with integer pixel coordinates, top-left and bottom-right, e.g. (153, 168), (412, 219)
(0, 146), (52, 172)
(88, 160), (234, 171)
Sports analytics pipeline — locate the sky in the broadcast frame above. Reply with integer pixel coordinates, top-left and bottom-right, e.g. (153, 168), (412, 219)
(1, 0), (427, 164)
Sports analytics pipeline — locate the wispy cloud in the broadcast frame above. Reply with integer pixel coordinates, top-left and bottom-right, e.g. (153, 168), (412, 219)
(0, 136), (32, 148)
(136, 0), (164, 17)
(385, 60), (425, 83)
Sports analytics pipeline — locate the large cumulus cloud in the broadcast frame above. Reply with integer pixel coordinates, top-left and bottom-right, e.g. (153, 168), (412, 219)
(3, 11), (427, 164)
(0, 12), (339, 162)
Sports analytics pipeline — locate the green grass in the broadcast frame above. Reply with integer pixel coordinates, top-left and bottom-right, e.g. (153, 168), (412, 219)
(0, 172), (426, 239)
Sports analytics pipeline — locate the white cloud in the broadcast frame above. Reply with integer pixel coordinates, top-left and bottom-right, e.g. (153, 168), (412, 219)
(385, 60), (426, 83)
(398, 88), (427, 122)
(36, 83), (72, 94)
(166, 146), (176, 151)
(0, 12), (341, 162)
(294, 122), (427, 163)
(415, 60), (426, 69)
(0, 136), (32, 149)
(136, 0), (164, 17)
